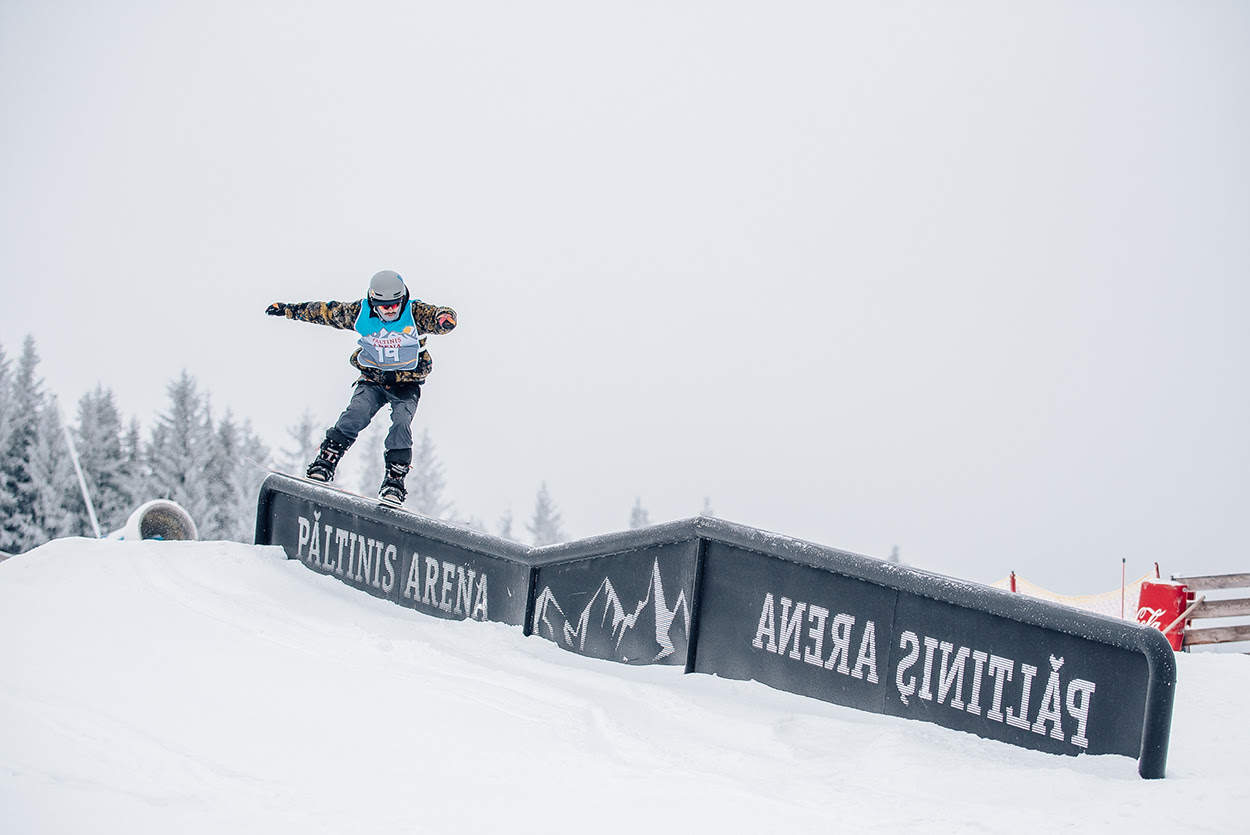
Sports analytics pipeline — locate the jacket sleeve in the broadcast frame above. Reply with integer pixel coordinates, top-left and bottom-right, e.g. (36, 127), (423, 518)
(281, 301), (362, 330)
(411, 300), (457, 335)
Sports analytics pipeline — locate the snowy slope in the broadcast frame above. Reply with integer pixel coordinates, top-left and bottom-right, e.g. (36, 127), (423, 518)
(1, 539), (1246, 834)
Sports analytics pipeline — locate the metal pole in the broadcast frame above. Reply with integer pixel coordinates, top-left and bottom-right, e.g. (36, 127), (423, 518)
(62, 420), (102, 539)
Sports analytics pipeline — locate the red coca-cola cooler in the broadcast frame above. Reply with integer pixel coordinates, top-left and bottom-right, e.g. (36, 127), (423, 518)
(1136, 580), (1190, 651)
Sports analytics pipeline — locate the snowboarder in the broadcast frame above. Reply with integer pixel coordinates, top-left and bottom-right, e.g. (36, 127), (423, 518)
(265, 270), (457, 505)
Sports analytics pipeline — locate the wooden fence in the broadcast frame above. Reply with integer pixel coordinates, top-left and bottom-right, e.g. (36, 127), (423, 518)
(1172, 573), (1250, 649)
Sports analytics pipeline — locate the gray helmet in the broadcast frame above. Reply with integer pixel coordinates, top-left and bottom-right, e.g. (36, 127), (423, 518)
(368, 270), (408, 307)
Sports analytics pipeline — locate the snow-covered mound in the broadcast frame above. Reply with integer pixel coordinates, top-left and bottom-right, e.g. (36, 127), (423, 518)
(2, 539), (1246, 834)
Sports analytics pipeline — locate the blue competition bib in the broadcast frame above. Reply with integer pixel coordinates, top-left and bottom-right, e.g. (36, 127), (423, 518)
(354, 300), (424, 370)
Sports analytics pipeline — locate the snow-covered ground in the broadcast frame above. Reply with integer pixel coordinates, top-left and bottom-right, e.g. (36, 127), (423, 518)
(2, 539), (1246, 834)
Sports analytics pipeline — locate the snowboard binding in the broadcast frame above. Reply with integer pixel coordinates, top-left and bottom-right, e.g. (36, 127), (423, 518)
(378, 461), (410, 506)
(306, 437), (348, 483)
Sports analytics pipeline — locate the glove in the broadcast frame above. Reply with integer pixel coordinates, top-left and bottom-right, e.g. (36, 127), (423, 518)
(266, 302), (288, 317)
(436, 312), (456, 332)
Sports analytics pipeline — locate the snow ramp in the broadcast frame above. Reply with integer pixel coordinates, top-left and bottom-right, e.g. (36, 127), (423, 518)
(256, 473), (1176, 779)
(7, 538), (1249, 833)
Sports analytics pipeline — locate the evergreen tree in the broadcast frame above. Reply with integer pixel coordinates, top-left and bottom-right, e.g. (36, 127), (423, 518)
(201, 409), (242, 540)
(0, 343), (9, 552)
(406, 428), (454, 518)
(356, 424), (385, 496)
(629, 497), (650, 530)
(0, 342), (13, 475)
(146, 371), (213, 528)
(234, 419), (271, 540)
(117, 417), (147, 525)
(279, 409), (320, 474)
(199, 410), (271, 542)
(72, 385), (129, 534)
(27, 397), (78, 544)
(527, 482), (565, 545)
(496, 509), (514, 541)
(0, 336), (47, 553)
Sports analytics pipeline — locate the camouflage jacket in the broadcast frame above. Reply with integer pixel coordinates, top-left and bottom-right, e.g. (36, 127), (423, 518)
(276, 299), (457, 384)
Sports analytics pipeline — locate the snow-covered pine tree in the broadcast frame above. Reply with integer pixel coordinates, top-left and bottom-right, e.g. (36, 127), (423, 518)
(0, 342), (13, 475)
(356, 424), (385, 496)
(629, 497), (650, 529)
(72, 385), (130, 534)
(234, 419), (270, 539)
(0, 336), (48, 553)
(118, 417), (147, 521)
(27, 397), (79, 544)
(279, 409), (320, 474)
(527, 482), (565, 545)
(197, 411), (269, 542)
(406, 428), (454, 518)
(201, 409), (242, 540)
(146, 371), (213, 528)
(496, 509), (514, 541)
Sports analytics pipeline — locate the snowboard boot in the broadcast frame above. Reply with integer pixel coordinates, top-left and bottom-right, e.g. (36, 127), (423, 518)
(379, 461), (410, 505)
(306, 437), (348, 482)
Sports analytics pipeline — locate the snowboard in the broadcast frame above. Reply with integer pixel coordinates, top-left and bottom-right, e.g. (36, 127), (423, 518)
(269, 469), (405, 510)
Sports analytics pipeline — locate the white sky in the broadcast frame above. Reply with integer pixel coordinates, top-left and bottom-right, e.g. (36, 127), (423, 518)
(2, 0), (1247, 589)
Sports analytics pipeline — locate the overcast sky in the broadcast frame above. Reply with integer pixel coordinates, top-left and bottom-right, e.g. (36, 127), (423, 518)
(2, 0), (1246, 590)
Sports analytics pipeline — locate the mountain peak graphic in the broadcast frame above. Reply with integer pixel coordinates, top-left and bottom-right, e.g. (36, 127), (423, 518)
(531, 559), (691, 663)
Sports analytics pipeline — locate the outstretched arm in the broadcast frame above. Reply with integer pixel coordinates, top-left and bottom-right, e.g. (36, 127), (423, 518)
(411, 301), (457, 335)
(265, 300), (362, 330)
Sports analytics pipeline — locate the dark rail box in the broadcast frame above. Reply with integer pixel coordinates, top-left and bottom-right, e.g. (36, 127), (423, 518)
(255, 473), (1175, 777)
